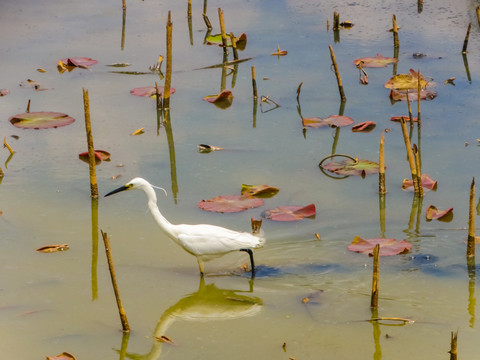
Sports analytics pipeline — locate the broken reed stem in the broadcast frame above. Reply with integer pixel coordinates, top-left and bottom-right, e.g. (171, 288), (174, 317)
(328, 45), (347, 102)
(370, 244), (380, 309)
(379, 132), (386, 194)
(3, 137), (14, 155)
(333, 11), (340, 30)
(467, 177), (476, 257)
(392, 15), (399, 48)
(122, 0), (126, 10)
(0, 165), (4, 177)
(251, 66), (258, 99)
(188, 0), (192, 18)
(229, 32), (238, 60)
(417, 70), (422, 125)
(218, 8), (228, 56)
(413, 144), (423, 197)
(462, 23), (472, 54)
(26, 99), (31, 113)
(101, 230), (130, 333)
(83, 89), (98, 198)
(399, 117), (420, 195)
(449, 330), (458, 360)
(163, 11), (173, 110)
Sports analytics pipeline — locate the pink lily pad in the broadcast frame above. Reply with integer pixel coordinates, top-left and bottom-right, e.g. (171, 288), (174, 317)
(389, 89), (437, 102)
(59, 57), (98, 67)
(353, 53), (398, 68)
(130, 86), (176, 97)
(78, 150), (111, 165)
(352, 121), (376, 133)
(302, 115), (354, 128)
(426, 205), (453, 222)
(262, 204), (316, 221)
(348, 236), (412, 256)
(9, 111), (75, 129)
(321, 158), (379, 176)
(402, 174), (437, 191)
(198, 194), (263, 213)
(202, 89), (233, 109)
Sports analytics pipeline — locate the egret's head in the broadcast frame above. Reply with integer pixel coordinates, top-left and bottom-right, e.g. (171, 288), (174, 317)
(105, 178), (167, 197)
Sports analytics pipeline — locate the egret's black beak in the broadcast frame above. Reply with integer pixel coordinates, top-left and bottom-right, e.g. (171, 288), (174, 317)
(105, 185), (130, 197)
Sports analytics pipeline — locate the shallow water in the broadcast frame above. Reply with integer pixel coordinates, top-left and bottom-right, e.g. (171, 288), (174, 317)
(1, 0), (480, 359)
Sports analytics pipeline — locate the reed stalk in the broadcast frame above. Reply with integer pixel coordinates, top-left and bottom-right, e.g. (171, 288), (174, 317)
(163, 11), (173, 110)
(379, 132), (386, 194)
(251, 66), (258, 99)
(449, 330), (458, 360)
(413, 144), (423, 197)
(399, 117), (419, 194)
(218, 8), (228, 56)
(462, 23), (472, 54)
(3, 137), (14, 155)
(333, 11), (340, 30)
(467, 177), (476, 258)
(392, 15), (399, 49)
(230, 32), (238, 60)
(83, 88), (98, 198)
(328, 45), (346, 102)
(370, 244), (380, 309)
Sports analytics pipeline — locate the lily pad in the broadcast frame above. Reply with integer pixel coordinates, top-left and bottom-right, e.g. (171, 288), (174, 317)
(389, 89), (437, 102)
(262, 204), (316, 222)
(426, 205), (453, 222)
(78, 150), (111, 165)
(352, 121), (376, 133)
(198, 194), (263, 213)
(130, 86), (176, 98)
(205, 33), (247, 50)
(321, 158), (379, 176)
(241, 184), (279, 198)
(59, 57), (98, 67)
(353, 53), (398, 68)
(9, 111), (75, 129)
(385, 69), (429, 90)
(198, 144), (224, 153)
(202, 89), (233, 109)
(36, 244), (69, 253)
(402, 174), (437, 191)
(302, 115), (354, 128)
(348, 236), (412, 256)
(46, 352), (76, 360)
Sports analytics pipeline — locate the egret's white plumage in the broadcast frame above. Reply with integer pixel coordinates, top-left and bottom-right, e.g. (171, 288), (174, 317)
(105, 177), (265, 276)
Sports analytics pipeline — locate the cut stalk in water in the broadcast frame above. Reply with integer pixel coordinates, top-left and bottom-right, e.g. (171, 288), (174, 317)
(379, 132), (386, 194)
(333, 11), (340, 30)
(417, 0), (423, 13)
(462, 23), (472, 54)
(328, 45), (346, 102)
(370, 244), (380, 309)
(413, 144), (423, 197)
(417, 70), (422, 125)
(163, 11), (173, 110)
(26, 99), (31, 113)
(467, 177), (475, 258)
(188, 0), (193, 46)
(218, 8), (228, 56)
(202, 0), (212, 30)
(399, 117), (420, 195)
(477, 7), (480, 27)
(83, 88), (98, 198)
(101, 230), (130, 333)
(449, 330), (457, 360)
(251, 66), (258, 99)
(392, 15), (399, 49)
(3, 137), (14, 155)
(230, 32), (238, 60)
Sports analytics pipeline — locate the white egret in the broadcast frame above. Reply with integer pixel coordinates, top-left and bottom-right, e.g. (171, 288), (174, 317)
(105, 178), (265, 276)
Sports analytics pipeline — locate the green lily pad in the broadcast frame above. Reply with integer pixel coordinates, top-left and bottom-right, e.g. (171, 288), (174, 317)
(205, 33), (247, 50)
(321, 158), (379, 176)
(302, 115), (354, 128)
(353, 53), (398, 68)
(9, 111), (75, 129)
(384, 69), (428, 90)
(198, 194), (263, 213)
(348, 236), (412, 256)
(241, 184), (279, 198)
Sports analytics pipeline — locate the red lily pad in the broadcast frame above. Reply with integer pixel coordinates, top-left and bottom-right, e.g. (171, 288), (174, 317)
(78, 150), (111, 165)
(241, 184), (279, 198)
(402, 174), (437, 191)
(352, 121), (376, 133)
(321, 158), (379, 176)
(205, 33), (247, 50)
(130, 86), (176, 97)
(202, 89), (233, 109)
(262, 204), (316, 222)
(426, 205), (453, 222)
(385, 69), (428, 90)
(390, 116), (418, 123)
(348, 236), (412, 256)
(389, 89), (437, 102)
(9, 111), (75, 129)
(353, 53), (398, 68)
(59, 57), (98, 67)
(198, 194), (263, 213)
(302, 115), (354, 128)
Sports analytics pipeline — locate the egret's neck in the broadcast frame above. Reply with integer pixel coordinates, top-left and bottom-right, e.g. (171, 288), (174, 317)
(143, 186), (177, 239)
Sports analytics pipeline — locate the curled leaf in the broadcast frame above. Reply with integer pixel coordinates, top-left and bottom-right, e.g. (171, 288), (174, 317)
(348, 236), (412, 256)
(36, 244), (69, 253)
(155, 335), (176, 345)
(402, 174), (437, 191)
(78, 150), (111, 165)
(303, 115), (354, 128)
(59, 57), (98, 68)
(197, 144), (224, 153)
(198, 194), (263, 213)
(202, 89), (233, 109)
(241, 184), (279, 198)
(46, 352), (76, 360)
(131, 127), (145, 135)
(353, 53), (398, 68)
(426, 205), (453, 222)
(262, 204), (316, 222)
(352, 121), (376, 133)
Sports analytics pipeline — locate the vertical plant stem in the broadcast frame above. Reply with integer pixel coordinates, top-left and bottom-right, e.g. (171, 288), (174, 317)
(121, 2), (126, 50)
(449, 330), (458, 360)
(379, 132), (386, 194)
(328, 45), (347, 102)
(101, 230), (130, 333)
(3, 137), (15, 155)
(229, 32), (238, 60)
(406, 90), (414, 123)
(333, 11), (340, 30)
(83, 88), (98, 198)
(0, 165), (4, 177)
(462, 23), (472, 54)
(91, 198), (99, 301)
(163, 11), (173, 110)
(417, 70), (422, 125)
(477, 7), (480, 27)
(467, 177), (476, 258)
(399, 117), (419, 195)
(26, 99), (31, 113)
(413, 144), (423, 197)
(251, 66), (258, 99)
(392, 15), (399, 49)
(187, 0), (193, 45)
(122, 0), (126, 10)
(218, 8), (228, 56)
(417, 0), (423, 13)
(370, 244), (380, 309)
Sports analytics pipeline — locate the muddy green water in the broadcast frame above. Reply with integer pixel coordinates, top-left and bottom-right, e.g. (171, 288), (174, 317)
(1, 0), (480, 359)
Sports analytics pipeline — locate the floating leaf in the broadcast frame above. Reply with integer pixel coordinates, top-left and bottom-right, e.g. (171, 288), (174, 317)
(9, 111), (75, 129)
(352, 121), (376, 133)
(348, 236), (412, 256)
(198, 194), (263, 213)
(0, 89), (9, 96)
(46, 352), (76, 360)
(130, 86), (176, 98)
(59, 57), (98, 68)
(302, 115), (354, 128)
(390, 116), (418, 123)
(205, 33), (247, 50)
(444, 77), (456, 86)
(426, 205), (453, 222)
(262, 204), (316, 222)
(202, 89), (233, 109)
(131, 127), (145, 135)
(271, 45), (288, 56)
(353, 53), (398, 68)
(321, 158), (379, 176)
(197, 144), (224, 153)
(402, 174), (437, 191)
(384, 69), (428, 90)
(36, 68), (47, 73)
(78, 150), (111, 165)
(36, 244), (69, 253)
(389, 89), (437, 102)
(241, 184), (279, 198)
(155, 335), (176, 345)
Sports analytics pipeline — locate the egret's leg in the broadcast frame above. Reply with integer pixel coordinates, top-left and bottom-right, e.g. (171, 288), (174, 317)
(197, 258), (205, 277)
(240, 248), (255, 277)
